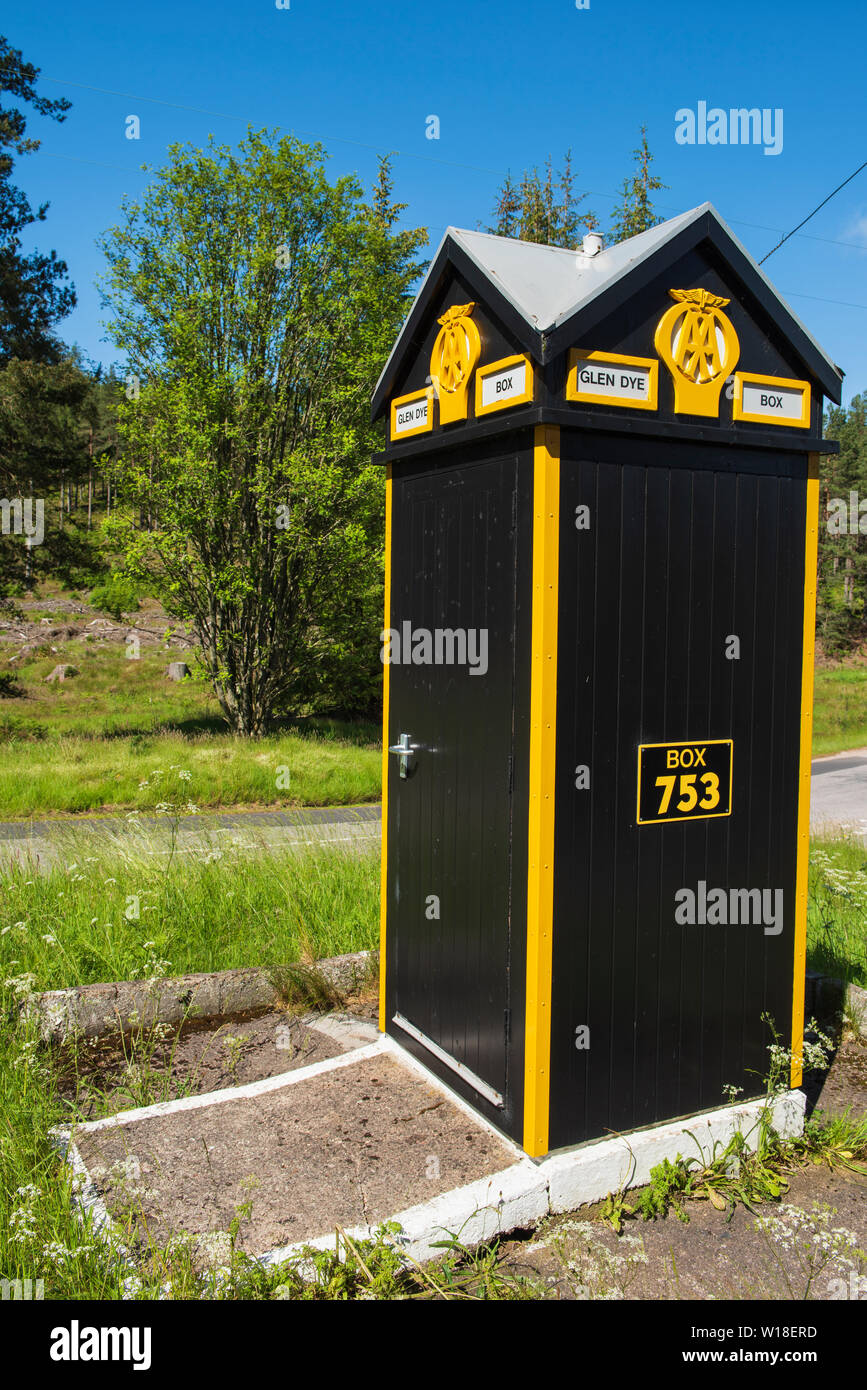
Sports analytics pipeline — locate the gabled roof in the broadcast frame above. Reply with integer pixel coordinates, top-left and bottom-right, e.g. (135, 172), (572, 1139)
(371, 202), (844, 418)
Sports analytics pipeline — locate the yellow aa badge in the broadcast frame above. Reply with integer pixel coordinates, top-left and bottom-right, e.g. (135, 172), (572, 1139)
(654, 289), (740, 418)
(430, 302), (481, 425)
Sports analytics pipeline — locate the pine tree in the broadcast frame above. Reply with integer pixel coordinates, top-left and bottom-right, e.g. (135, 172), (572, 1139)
(487, 150), (597, 249)
(0, 35), (76, 363)
(609, 126), (668, 244)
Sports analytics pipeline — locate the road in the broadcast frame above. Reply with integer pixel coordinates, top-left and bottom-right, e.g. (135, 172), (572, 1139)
(0, 749), (865, 872)
(0, 803), (382, 871)
(810, 749), (867, 840)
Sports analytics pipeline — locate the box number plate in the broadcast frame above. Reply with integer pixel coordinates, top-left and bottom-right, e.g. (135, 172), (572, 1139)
(637, 740), (733, 825)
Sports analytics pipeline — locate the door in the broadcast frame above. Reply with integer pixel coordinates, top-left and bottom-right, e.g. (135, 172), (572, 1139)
(385, 452), (519, 1113)
(550, 438), (806, 1148)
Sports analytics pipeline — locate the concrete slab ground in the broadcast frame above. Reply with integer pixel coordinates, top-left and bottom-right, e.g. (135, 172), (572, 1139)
(59, 1030), (806, 1269)
(70, 1041), (520, 1255)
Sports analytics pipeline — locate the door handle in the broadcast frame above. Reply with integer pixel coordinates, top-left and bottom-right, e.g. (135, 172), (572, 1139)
(388, 732), (416, 779)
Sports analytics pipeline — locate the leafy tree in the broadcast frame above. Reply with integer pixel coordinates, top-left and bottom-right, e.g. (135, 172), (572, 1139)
(609, 126), (668, 244)
(0, 35), (75, 364)
(487, 150), (597, 248)
(99, 130), (426, 734)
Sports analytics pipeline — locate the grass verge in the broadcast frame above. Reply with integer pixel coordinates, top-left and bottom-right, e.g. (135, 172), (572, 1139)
(0, 636), (381, 817)
(808, 834), (867, 988)
(0, 727), (380, 819)
(813, 663), (867, 756)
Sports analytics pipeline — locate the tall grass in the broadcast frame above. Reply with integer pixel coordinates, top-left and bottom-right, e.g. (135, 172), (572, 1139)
(0, 835), (379, 992)
(808, 834), (867, 988)
(0, 1003), (141, 1299)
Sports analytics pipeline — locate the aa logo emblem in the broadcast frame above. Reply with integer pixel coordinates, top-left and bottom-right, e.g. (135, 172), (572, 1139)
(655, 288), (740, 417)
(430, 302), (481, 424)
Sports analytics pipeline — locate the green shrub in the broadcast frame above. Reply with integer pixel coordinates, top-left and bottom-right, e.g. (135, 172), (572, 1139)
(88, 571), (143, 620)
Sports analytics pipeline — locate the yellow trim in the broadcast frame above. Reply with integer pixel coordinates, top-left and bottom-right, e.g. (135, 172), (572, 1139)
(636, 739), (734, 825)
(566, 349), (658, 411)
(390, 387), (433, 442)
(791, 453), (819, 1087)
(732, 372), (811, 429)
(474, 353), (535, 416)
(379, 462), (393, 1034)
(523, 425), (560, 1157)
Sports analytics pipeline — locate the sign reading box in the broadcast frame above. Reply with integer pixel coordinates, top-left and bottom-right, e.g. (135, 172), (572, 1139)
(391, 388), (433, 442)
(474, 354), (534, 416)
(566, 349), (659, 411)
(732, 372), (810, 429)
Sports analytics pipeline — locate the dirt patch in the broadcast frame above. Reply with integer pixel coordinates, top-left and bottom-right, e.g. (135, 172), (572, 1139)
(805, 1030), (867, 1119)
(60, 1009), (345, 1120)
(0, 597), (196, 654)
(75, 1052), (517, 1254)
(64, 1007), (867, 1294)
(502, 1164), (867, 1300)
(498, 1035), (867, 1301)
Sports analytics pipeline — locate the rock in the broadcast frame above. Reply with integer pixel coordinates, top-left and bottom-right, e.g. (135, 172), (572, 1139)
(44, 664), (78, 683)
(166, 661), (190, 681)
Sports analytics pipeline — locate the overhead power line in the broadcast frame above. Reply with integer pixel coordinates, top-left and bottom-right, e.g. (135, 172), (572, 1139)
(759, 158), (867, 263)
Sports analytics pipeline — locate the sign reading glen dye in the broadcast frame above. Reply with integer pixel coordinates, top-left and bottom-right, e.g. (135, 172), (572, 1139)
(567, 350), (658, 411)
(390, 388), (433, 441)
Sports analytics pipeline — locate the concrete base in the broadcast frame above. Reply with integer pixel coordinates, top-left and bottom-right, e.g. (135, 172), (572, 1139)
(541, 1088), (804, 1222)
(261, 1070), (805, 1264)
(54, 1025), (806, 1269)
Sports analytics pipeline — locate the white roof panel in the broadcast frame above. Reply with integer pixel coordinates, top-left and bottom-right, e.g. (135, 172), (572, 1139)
(447, 205), (704, 331)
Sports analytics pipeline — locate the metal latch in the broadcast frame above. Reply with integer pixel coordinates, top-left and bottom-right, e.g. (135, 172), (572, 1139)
(388, 732), (415, 779)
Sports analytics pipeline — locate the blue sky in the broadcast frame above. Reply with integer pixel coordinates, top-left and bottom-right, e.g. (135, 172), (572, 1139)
(9, 0), (867, 404)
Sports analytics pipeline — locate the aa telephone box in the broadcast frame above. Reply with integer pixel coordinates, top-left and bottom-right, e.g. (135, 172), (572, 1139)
(372, 203), (842, 1157)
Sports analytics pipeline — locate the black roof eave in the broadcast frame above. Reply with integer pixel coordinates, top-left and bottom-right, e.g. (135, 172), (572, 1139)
(370, 235), (543, 421)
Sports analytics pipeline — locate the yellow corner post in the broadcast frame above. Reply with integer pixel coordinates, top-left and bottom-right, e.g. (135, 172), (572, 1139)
(379, 461), (393, 1034)
(523, 425), (560, 1155)
(791, 452), (820, 1087)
